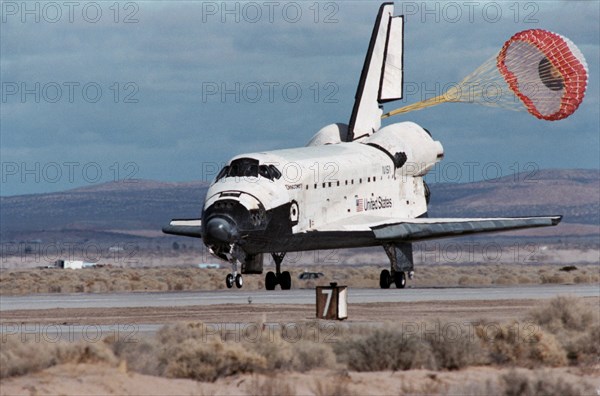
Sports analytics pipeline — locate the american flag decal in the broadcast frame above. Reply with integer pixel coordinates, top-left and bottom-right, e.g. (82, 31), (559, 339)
(356, 198), (363, 212)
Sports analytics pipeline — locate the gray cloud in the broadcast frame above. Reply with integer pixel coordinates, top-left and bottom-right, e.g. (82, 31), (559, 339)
(1, 1), (598, 195)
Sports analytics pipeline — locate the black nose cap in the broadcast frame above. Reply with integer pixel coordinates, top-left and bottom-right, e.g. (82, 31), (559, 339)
(205, 217), (237, 243)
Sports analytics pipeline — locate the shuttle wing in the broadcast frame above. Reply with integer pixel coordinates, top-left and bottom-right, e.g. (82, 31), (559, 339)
(371, 216), (562, 241)
(315, 215), (562, 242)
(162, 215), (561, 244)
(162, 219), (203, 238)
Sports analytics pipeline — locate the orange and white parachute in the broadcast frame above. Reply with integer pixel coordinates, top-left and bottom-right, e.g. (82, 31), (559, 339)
(383, 29), (588, 121)
(497, 29), (588, 121)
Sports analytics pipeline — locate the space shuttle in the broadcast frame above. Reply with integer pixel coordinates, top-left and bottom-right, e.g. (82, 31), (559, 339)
(163, 3), (561, 290)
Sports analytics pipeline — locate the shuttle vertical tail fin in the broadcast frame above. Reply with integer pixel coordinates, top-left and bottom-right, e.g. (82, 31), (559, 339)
(348, 3), (404, 141)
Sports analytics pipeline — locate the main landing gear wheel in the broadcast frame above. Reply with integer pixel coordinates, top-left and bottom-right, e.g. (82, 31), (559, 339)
(264, 270), (292, 290)
(394, 271), (406, 289)
(379, 269), (391, 289)
(235, 274), (243, 288)
(226, 273), (234, 289)
(382, 243), (414, 290)
(266, 252), (291, 291)
(265, 271), (277, 290)
(279, 271), (292, 290)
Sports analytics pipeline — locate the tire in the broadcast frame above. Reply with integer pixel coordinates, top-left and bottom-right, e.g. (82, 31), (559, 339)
(235, 274), (243, 288)
(394, 271), (406, 289)
(379, 269), (391, 289)
(226, 273), (234, 289)
(265, 271), (277, 290)
(279, 271), (292, 290)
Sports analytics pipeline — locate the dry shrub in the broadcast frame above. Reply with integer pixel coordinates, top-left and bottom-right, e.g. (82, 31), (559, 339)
(529, 296), (597, 333)
(494, 275), (518, 285)
(425, 323), (485, 370)
(528, 296), (599, 366)
(156, 321), (209, 344)
(1, 335), (117, 379)
(562, 323), (600, 365)
(161, 338), (266, 382)
(573, 274), (592, 283)
(290, 339), (337, 372)
(501, 369), (595, 396)
(110, 321), (337, 382)
(108, 336), (159, 375)
(247, 375), (296, 396)
(334, 328), (437, 371)
(476, 297), (599, 368)
(248, 334), (337, 372)
(111, 321), (337, 381)
(336, 322), (485, 372)
(480, 323), (525, 366)
(0, 335), (59, 378)
(56, 341), (118, 366)
(333, 329), (397, 371)
(247, 334), (295, 371)
(525, 330), (568, 367)
(540, 273), (567, 284)
(109, 321), (266, 381)
(478, 322), (567, 367)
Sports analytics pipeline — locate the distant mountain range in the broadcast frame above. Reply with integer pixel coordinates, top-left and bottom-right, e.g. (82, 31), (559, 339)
(427, 169), (599, 225)
(1, 169), (598, 244)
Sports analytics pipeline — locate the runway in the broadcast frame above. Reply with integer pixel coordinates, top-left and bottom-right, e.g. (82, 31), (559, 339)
(2, 284), (598, 311)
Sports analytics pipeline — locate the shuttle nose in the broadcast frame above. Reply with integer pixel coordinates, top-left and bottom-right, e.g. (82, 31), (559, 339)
(205, 217), (237, 243)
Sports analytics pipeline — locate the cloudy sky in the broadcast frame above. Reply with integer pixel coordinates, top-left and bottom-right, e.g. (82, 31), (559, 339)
(1, 1), (598, 195)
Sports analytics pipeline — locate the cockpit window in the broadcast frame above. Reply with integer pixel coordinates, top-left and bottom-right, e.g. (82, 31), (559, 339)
(259, 165), (270, 179)
(268, 165), (282, 180)
(228, 158), (259, 178)
(215, 158), (282, 182)
(216, 166), (229, 181)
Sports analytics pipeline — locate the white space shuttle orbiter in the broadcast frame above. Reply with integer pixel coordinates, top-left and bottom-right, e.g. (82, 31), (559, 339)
(163, 3), (561, 290)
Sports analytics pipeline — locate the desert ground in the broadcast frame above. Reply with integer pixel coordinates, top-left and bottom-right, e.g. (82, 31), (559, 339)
(2, 290), (599, 395)
(2, 364), (599, 396)
(2, 248), (599, 395)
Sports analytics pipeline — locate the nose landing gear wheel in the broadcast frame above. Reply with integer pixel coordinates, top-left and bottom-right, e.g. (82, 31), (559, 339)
(394, 271), (406, 289)
(379, 269), (391, 289)
(226, 273), (234, 289)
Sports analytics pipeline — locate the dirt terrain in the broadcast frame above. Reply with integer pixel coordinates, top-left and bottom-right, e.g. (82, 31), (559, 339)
(1, 299), (594, 327)
(2, 364), (599, 396)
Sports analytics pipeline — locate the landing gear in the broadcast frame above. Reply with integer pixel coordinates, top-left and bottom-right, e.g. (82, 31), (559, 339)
(380, 243), (414, 289)
(226, 273), (234, 289)
(265, 271), (277, 290)
(224, 244), (245, 289)
(225, 273), (243, 289)
(264, 253), (292, 290)
(279, 271), (292, 290)
(379, 269), (391, 289)
(394, 271), (406, 288)
(235, 274), (243, 288)
(379, 269), (406, 288)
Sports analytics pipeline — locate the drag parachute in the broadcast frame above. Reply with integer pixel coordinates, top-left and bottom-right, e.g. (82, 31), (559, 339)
(497, 29), (588, 120)
(383, 29), (588, 121)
